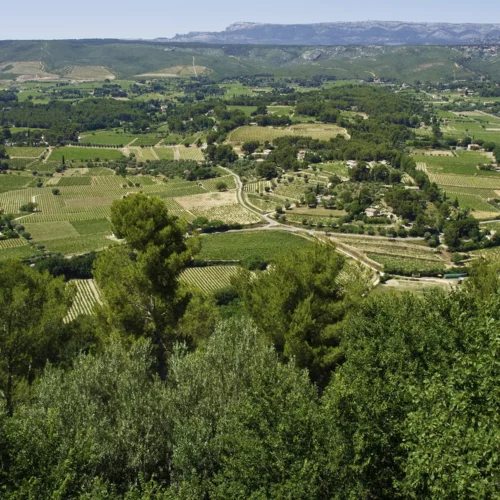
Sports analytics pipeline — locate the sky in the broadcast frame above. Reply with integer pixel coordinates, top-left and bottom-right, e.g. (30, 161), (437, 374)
(3, 0), (500, 40)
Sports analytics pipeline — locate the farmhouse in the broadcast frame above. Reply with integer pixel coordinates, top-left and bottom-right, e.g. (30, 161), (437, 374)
(365, 207), (380, 218)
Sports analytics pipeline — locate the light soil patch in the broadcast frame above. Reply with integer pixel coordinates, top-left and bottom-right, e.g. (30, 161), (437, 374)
(64, 66), (115, 80)
(452, 111), (485, 117)
(65, 196), (121, 208)
(175, 191), (237, 210)
(291, 207), (347, 216)
(411, 62), (445, 72)
(64, 168), (90, 176)
(0, 61), (59, 80)
(138, 65), (211, 78)
(487, 128), (500, 131)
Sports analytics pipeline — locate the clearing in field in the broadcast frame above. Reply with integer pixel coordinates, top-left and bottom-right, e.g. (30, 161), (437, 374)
(138, 65), (211, 78)
(64, 66), (115, 80)
(0, 61), (59, 80)
(175, 191), (237, 210)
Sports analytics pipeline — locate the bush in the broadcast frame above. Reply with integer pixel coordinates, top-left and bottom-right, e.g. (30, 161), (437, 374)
(216, 181), (228, 192)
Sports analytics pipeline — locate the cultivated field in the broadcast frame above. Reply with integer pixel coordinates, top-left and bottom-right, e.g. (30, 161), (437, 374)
(5, 147), (46, 158)
(198, 231), (314, 262)
(65, 279), (102, 322)
(50, 147), (125, 162)
(0, 169), (260, 257)
(413, 151), (497, 176)
(227, 124), (348, 143)
(180, 266), (239, 293)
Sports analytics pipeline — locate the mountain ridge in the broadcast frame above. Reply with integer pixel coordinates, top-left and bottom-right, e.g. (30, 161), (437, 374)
(168, 21), (500, 46)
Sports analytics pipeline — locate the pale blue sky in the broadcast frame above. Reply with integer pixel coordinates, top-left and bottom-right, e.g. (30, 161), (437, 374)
(3, 0), (500, 40)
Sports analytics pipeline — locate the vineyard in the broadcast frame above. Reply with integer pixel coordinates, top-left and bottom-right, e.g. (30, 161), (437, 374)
(79, 131), (136, 146)
(198, 231), (314, 262)
(442, 187), (500, 218)
(0, 168), (262, 257)
(327, 233), (449, 274)
(65, 279), (102, 323)
(413, 151), (497, 176)
(180, 266), (239, 293)
(0, 238), (28, 249)
(50, 147), (125, 162)
(368, 254), (447, 276)
(5, 147), (46, 158)
(178, 146), (205, 161)
(227, 124), (348, 144)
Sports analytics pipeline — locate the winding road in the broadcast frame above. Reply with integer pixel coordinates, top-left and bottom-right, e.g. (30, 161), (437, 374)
(219, 166), (383, 282)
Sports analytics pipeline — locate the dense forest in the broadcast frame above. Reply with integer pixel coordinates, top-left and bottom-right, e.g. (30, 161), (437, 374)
(0, 192), (499, 498)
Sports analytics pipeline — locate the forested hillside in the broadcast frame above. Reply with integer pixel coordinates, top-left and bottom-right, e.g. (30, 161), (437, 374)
(1, 40), (500, 81)
(0, 194), (499, 498)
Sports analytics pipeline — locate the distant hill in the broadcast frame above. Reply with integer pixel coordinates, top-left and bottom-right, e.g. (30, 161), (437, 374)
(1, 40), (500, 82)
(168, 21), (500, 46)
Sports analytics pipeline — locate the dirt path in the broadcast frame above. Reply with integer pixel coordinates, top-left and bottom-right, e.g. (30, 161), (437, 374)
(43, 146), (53, 163)
(173, 146), (181, 161)
(192, 57), (198, 77)
(151, 148), (160, 161)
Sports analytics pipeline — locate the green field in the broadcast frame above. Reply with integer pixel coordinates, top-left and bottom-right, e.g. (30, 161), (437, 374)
(198, 231), (314, 262)
(79, 131), (137, 146)
(70, 218), (111, 235)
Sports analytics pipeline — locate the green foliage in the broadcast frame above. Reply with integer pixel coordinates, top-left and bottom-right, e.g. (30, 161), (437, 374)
(4, 339), (171, 497)
(0, 260), (73, 412)
(234, 243), (370, 385)
(167, 317), (320, 498)
(95, 193), (199, 380)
